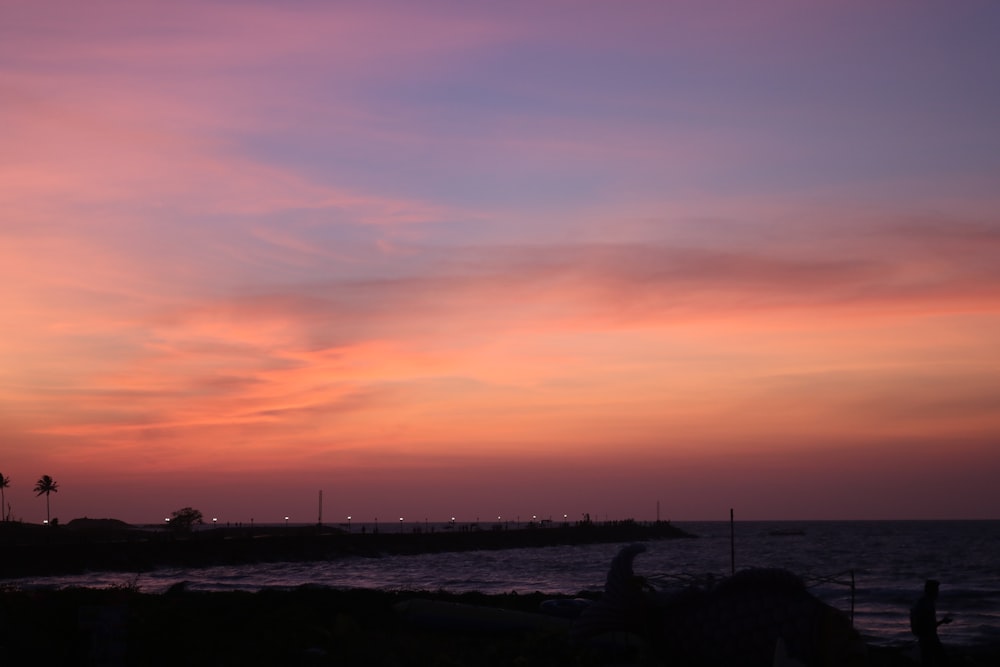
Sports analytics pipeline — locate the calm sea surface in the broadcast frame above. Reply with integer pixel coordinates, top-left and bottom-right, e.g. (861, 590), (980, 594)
(4, 520), (998, 648)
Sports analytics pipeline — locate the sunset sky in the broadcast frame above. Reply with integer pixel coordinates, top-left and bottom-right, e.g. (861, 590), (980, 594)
(2, 1), (999, 525)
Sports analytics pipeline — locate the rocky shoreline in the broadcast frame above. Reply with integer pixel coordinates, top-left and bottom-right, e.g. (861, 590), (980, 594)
(0, 585), (996, 666)
(0, 518), (691, 577)
(3, 521), (998, 665)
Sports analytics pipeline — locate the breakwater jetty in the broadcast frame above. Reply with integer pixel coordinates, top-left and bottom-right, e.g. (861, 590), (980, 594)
(1, 519), (692, 577)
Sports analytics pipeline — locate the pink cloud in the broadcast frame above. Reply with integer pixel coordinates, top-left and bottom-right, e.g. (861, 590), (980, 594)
(2, 1), (998, 522)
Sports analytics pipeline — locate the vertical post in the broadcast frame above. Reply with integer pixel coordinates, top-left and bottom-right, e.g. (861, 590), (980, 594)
(318, 490), (323, 526)
(850, 569), (856, 625)
(730, 508), (735, 575)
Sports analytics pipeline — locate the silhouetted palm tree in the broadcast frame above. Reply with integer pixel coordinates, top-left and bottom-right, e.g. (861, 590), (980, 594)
(0, 473), (9, 521)
(34, 475), (58, 524)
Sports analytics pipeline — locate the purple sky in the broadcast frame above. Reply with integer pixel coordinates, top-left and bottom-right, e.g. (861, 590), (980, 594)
(2, 2), (999, 524)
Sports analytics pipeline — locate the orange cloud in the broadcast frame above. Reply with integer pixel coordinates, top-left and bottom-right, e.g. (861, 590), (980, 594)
(2, 2), (998, 522)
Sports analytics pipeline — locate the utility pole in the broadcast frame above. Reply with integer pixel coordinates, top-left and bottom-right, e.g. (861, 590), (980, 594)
(730, 508), (736, 575)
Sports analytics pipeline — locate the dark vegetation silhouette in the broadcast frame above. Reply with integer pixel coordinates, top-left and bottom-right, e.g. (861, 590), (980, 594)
(169, 507), (204, 532)
(33, 474), (58, 524)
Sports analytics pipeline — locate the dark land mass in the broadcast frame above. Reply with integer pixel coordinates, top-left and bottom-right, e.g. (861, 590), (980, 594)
(3, 521), (998, 665)
(0, 518), (692, 577)
(1, 585), (996, 666)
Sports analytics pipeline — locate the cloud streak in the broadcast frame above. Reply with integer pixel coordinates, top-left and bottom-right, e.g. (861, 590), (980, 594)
(2, 1), (999, 521)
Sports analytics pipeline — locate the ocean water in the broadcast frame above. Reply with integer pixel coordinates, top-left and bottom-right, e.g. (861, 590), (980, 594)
(4, 520), (998, 649)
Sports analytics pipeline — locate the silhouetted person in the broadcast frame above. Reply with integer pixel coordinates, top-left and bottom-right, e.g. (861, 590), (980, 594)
(910, 579), (951, 666)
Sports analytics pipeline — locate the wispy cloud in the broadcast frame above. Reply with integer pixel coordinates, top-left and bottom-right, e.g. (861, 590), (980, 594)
(2, 1), (999, 520)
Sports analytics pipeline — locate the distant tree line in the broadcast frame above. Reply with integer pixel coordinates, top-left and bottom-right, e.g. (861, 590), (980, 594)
(0, 472), (59, 524)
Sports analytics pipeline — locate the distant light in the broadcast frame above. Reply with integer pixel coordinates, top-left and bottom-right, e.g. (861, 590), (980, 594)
(212, 517), (217, 523)
(43, 520), (48, 525)
(164, 518), (170, 522)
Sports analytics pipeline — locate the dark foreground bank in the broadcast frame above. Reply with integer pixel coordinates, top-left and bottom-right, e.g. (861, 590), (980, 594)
(1, 586), (996, 667)
(0, 518), (691, 577)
